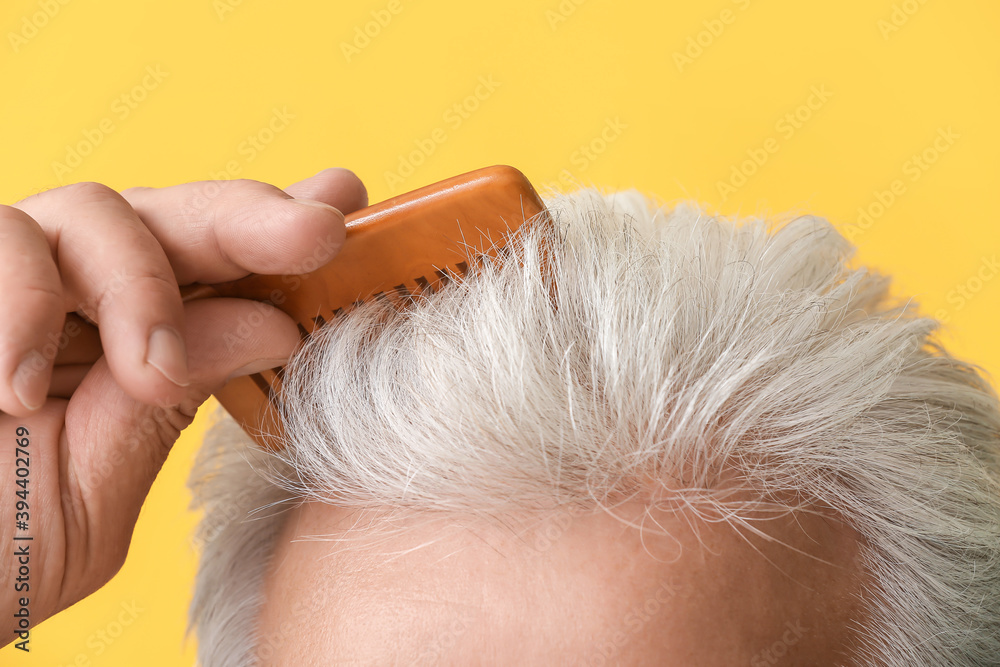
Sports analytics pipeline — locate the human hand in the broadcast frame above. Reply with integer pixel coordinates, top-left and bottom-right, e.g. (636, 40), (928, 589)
(0, 169), (367, 644)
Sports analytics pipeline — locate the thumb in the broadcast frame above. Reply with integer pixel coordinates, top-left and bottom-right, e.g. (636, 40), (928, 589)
(57, 297), (301, 607)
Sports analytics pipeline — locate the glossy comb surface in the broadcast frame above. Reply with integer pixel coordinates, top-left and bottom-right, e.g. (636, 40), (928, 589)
(183, 165), (547, 449)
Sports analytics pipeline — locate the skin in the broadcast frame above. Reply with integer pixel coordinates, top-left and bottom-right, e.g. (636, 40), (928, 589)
(258, 491), (869, 665)
(0, 170), (868, 663)
(0, 168), (368, 637)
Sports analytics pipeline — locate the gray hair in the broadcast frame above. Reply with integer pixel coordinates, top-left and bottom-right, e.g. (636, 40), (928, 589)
(189, 189), (1000, 666)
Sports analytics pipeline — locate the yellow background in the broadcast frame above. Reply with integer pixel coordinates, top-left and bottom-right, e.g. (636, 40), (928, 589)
(1, 0), (998, 664)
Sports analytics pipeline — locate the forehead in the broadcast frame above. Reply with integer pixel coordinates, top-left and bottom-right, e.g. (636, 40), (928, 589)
(254, 498), (866, 665)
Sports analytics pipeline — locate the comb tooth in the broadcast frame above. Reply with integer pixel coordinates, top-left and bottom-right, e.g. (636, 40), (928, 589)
(389, 284), (410, 305)
(377, 289), (397, 307)
(270, 366), (285, 393)
(259, 368), (280, 403)
(287, 266), (472, 345)
(249, 372), (272, 399)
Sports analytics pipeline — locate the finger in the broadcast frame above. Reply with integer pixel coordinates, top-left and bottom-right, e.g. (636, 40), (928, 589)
(56, 296), (303, 604)
(0, 205), (65, 415)
(184, 297), (304, 385)
(120, 174), (356, 285)
(35, 317), (102, 400)
(16, 182), (190, 407)
(50, 294), (300, 403)
(284, 167), (368, 213)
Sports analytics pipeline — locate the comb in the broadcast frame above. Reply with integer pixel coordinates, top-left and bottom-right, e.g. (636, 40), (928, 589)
(180, 165), (547, 450)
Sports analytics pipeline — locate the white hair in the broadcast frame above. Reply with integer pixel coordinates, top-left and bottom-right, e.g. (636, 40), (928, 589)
(189, 188), (1000, 666)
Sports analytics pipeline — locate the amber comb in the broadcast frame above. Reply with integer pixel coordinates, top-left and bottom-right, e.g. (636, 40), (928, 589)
(179, 165), (547, 450)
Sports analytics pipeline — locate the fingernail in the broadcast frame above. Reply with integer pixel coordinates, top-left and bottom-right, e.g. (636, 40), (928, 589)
(11, 350), (48, 411)
(225, 358), (288, 384)
(291, 199), (344, 215)
(146, 326), (190, 388)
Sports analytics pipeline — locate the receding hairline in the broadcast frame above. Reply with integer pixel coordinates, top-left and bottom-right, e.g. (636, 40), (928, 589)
(256, 484), (870, 665)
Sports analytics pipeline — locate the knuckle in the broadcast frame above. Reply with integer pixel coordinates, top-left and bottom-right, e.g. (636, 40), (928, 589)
(203, 178), (270, 198)
(226, 179), (285, 202)
(19, 282), (63, 306)
(0, 203), (27, 218)
(134, 271), (182, 294)
(188, 179), (276, 218)
(0, 205), (44, 242)
(61, 181), (123, 205)
(91, 272), (179, 319)
(229, 178), (270, 190)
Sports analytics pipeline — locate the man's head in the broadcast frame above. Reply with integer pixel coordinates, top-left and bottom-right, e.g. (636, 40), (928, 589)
(189, 190), (1000, 665)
